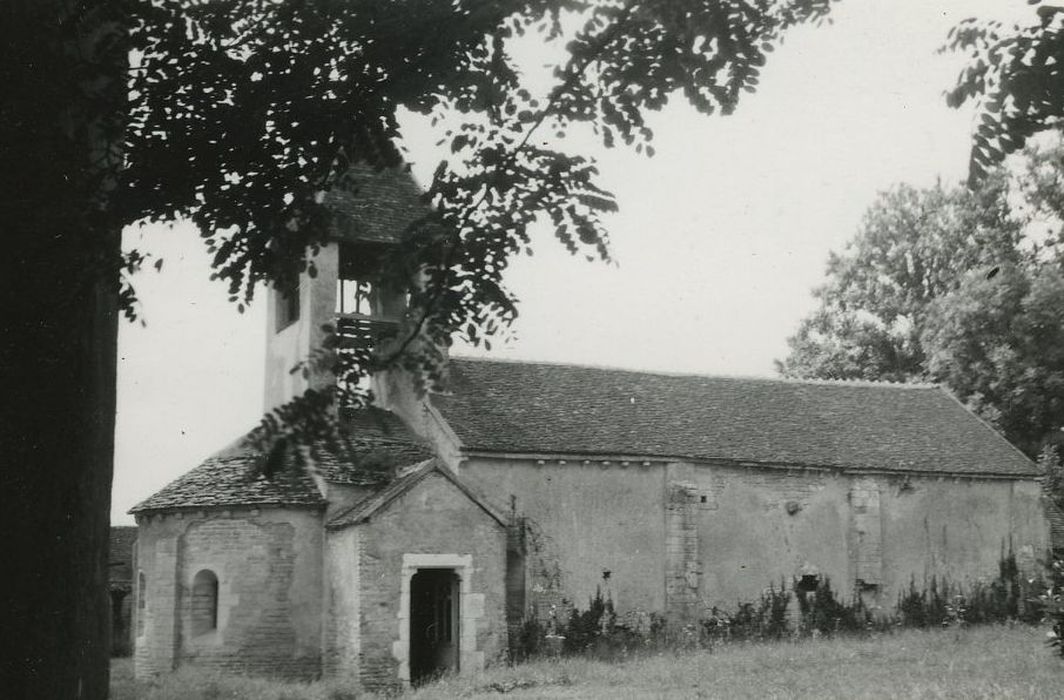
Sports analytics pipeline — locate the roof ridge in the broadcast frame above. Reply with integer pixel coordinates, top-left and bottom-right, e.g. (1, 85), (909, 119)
(449, 355), (939, 390)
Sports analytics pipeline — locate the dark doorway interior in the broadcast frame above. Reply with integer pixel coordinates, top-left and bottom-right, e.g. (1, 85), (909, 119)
(409, 568), (459, 685)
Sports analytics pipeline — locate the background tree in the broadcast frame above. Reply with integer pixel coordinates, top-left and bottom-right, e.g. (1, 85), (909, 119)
(778, 145), (1064, 457)
(947, 6), (1064, 646)
(921, 264), (1064, 456)
(1042, 445), (1064, 507)
(2, 1), (835, 696)
(776, 172), (1024, 382)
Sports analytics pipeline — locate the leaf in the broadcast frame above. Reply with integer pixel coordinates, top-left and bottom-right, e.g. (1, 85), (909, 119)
(451, 134), (470, 153)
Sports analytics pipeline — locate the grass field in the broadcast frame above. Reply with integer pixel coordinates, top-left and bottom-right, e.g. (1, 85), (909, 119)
(111, 624), (1064, 699)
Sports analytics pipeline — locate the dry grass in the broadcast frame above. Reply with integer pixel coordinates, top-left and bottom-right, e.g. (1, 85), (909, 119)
(112, 624), (1064, 699)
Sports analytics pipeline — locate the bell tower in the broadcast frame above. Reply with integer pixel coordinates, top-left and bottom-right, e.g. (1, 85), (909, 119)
(262, 164), (427, 412)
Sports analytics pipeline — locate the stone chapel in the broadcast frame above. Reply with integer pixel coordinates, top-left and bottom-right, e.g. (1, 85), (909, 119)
(130, 165), (1051, 691)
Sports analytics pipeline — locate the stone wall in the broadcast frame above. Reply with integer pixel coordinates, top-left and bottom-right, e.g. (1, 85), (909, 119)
(131, 459), (1049, 686)
(685, 463), (1049, 614)
(133, 507), (323, 680)
(850, 477), (883, 586)
(877, 475), (1048, 593)
(463, 456), (1049, 624)
(664, 465), (701, 623)
(691, 463), (853, 612)
(263, 244), (338, 412)
(337, 472), (507, 691)
(462, 458), (667, 619)
(323, 527), (360, 680)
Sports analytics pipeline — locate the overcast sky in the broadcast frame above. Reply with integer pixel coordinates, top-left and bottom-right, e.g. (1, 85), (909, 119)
(112, 1), (1038, 524)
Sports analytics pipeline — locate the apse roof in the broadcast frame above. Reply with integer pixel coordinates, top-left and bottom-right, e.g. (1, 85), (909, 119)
(129, 408), (431, 514)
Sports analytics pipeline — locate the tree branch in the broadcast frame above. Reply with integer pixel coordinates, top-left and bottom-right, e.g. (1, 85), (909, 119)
(375, 0), (641, 371)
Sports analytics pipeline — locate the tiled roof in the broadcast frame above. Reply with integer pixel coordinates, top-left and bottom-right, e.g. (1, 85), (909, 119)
(130, 408), (431, 514)
(109, 526), (137, 588)
(128, 452), (325, 514)
(325, 162), (430, 244)
(433, 358), (1038, 477)
(327, 459), (507, 530)
(315, 408), (435, 485)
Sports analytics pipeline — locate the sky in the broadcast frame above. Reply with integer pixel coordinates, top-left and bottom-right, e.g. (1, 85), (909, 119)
(112, 1), (1039, 524)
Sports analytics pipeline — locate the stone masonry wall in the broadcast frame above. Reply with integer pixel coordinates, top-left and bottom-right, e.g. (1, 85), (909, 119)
(134, 507), (323, 680)
(323, 527), (360, 680)
(850, 478), (883, 586)
(878, 475), (1048, 592)
(664, 463), (700, 624)
(352, 472), (507, 691)
(462, 458), (667, 617)
(134, 524), (179, 676)
(464, 457), (1047, 626)
(693, 464), (1048, 612)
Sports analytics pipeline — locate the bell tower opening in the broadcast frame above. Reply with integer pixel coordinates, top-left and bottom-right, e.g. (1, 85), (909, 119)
(334, 241), (403, 404)
(261, 163), (430, 414)
(263, 222), (409, 411)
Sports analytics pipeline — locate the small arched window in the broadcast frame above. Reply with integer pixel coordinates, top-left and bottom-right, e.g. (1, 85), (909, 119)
(191, 569), (219, 636)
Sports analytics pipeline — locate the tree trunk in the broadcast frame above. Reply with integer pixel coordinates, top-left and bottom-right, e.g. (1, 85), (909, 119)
(2, 241), (120, 700)
(1, 3), (124, 697)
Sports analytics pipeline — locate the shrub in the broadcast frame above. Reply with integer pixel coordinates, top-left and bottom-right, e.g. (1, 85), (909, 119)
(795, 576), (872, 635)
(763, 580), (791, 640)
(964, 552), (1023, 624)
(700, 580), (791, 643)
(512, 552), (1050, 665)
(563, 587), (614, 655)
(1038, 559), (1064, 658)
(509, 616), (544, 663)
(898, 576), (951, 628)
(897, 552), (1046, 629)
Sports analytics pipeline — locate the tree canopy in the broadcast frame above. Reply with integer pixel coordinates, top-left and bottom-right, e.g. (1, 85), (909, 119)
(4, 4), (841, 693)
(778, 143), (1064, 457)
(947, 1), (1064, 181)
(121, 0), (836, 442)
(922, 263), (1064, 456)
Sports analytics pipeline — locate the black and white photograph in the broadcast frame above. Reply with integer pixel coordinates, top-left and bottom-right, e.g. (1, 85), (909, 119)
(5, 1), (1064, 698)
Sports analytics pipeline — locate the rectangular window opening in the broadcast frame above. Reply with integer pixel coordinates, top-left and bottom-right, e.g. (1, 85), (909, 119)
(276, 285), (300, 332)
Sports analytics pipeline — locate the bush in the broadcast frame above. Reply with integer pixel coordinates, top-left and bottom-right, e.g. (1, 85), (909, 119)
(512, 552), (1050, 665)
(1038, 559), (1064, 657)
(563, 587), (613, 655)
(700, 580), (791, 643)
(898, 575), (950, 628)
(898, 552), (1045, 629)
(509, 616), (544, 663)
(795, 576), (873, 635)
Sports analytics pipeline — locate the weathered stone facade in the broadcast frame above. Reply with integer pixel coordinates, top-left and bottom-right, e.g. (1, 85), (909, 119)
(130, 166), (1050, 687)
(460, 457), (668, 621)
(133, 459), (509, 692)
(134, 507), (324, 679)
(132, 357), (1052, 693)
(134, 396), (1054, 693)
(455, 456), (1050, 626)
(323, 469), (507, 689)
